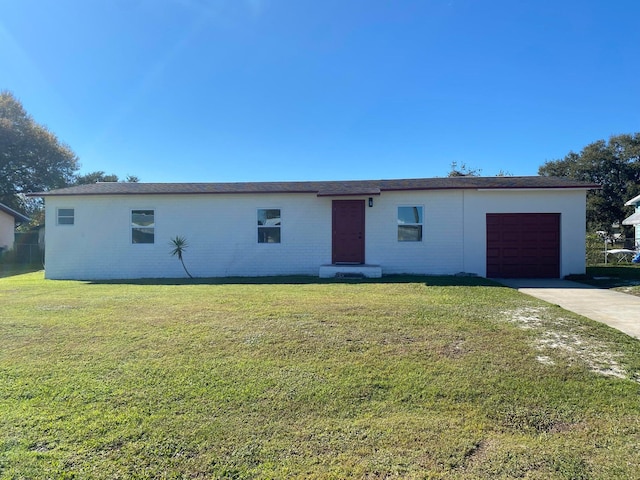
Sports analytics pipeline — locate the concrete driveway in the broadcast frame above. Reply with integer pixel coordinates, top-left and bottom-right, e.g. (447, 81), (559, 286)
(498, 278), (640, 340)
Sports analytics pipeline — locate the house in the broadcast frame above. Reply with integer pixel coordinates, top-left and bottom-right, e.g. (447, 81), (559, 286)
(31, 176), (598, 280)
(0, 202), (30, 255)
(622, 193), (640, 249)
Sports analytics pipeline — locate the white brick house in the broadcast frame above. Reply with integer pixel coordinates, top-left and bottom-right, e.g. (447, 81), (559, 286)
(32, 177), (597, 280)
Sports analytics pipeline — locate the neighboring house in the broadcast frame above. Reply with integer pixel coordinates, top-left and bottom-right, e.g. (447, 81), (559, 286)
(622, 194), (640, 248)
(0, 202), (30, 254)
(31, 176), (597, 280)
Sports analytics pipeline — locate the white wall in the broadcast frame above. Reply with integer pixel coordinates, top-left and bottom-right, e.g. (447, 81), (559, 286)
(45, 193), (333, 279)
(0, 210), (15, 251)
(366, 190), (464, 275)
(43, 188), (589, 279)
(462, 189), (587, 277)
(367, 189), (587, 277)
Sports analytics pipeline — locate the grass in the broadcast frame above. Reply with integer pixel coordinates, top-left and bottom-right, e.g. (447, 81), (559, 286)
(569, 265), (640, 297)
(0, 262), (42, 279)
(2, 272), (640, 478)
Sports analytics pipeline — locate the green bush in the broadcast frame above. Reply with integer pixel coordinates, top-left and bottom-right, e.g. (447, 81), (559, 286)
(586, 233), (606, 266)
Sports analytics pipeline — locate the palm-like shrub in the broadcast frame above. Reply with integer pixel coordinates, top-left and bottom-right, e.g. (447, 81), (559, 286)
(169, 236), (193, 278)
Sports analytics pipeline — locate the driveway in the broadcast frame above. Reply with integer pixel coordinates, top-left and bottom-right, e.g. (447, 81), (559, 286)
(498, 278), (640, 340)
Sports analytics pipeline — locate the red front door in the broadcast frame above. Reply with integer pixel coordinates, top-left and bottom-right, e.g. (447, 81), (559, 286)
(332, 200), (365, 264)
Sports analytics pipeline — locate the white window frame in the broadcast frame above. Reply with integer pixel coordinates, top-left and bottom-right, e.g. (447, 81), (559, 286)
(131, 209), (155, 244)
(257, 208), (281, 244)
(397, 205), (424, 242)
(56, 208), (75, 225)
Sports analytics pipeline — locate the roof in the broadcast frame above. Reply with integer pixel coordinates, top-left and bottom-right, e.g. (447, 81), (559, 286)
(625, 193), (640, 206)
(623, 211), (640, 226)
(29, 176), (599, 197)
(0, 202), (30, 223)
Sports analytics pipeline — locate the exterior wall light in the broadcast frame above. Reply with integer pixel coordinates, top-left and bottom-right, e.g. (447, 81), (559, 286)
(368, 197), (373, 207)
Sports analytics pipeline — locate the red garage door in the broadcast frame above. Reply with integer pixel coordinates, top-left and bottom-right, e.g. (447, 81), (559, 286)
(486, 213), (560, 278)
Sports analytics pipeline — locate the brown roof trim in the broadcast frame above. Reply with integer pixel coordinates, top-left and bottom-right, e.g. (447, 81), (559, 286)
(317, 187), (382, 197)
(28, 176), (600, 197)
(0, 202), (30, 223)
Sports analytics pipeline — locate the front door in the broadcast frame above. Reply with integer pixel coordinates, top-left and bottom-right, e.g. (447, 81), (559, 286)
(332, 200), (365, 264)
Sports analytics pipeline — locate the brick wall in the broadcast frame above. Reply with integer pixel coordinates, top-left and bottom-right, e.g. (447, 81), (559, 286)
(43, 188), (588, 280)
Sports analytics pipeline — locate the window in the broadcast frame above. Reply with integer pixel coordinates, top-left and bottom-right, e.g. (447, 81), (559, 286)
(132, 210), (155, 244)
(258, 209), (281, 243)
(398, 206), (423, 242)
(57, 208), (75, 225)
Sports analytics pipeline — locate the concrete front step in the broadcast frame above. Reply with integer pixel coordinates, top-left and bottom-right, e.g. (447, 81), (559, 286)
(319, 264), (382, 279)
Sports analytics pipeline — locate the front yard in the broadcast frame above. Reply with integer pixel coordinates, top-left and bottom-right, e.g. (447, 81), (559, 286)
(2, 272), (640, 478)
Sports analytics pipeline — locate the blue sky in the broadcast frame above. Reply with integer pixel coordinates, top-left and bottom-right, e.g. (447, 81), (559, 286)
(2, 0), (639, 183)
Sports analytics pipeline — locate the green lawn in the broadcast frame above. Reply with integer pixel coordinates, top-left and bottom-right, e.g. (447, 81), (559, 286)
(571, 265), (640, 297)
(2, 272), (640, 479)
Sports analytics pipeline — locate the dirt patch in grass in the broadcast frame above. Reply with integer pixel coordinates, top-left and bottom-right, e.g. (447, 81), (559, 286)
(438, 338), (470, 359)
(505, 306), (628, 379)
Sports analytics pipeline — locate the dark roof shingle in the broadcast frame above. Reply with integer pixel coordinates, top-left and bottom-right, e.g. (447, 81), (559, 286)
(29, 176), (600, 197)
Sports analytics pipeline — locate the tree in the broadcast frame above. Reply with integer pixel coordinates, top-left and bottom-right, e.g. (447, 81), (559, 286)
(73, 172), (139, 185)
(74, 171), (120, 185)
(538, 133), (640, 232)
(0, 91), (79, 213)
(447, 161), (482, 177)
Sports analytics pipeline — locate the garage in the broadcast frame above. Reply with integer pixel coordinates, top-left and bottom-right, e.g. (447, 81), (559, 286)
(486, 213), (560, 278)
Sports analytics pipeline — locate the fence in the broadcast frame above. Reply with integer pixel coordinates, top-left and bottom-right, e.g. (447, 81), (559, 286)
(0, 232), (44, 266)
(13, 243), (43, 264)
(586, 233), (638, 266)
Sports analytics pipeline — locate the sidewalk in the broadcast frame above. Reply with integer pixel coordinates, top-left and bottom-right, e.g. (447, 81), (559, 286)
(498, 278), (640, 340)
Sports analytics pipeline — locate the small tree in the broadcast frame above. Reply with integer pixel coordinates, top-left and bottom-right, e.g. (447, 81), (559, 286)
(447, 161), (482, 177)
(169, 236), (193, 278)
